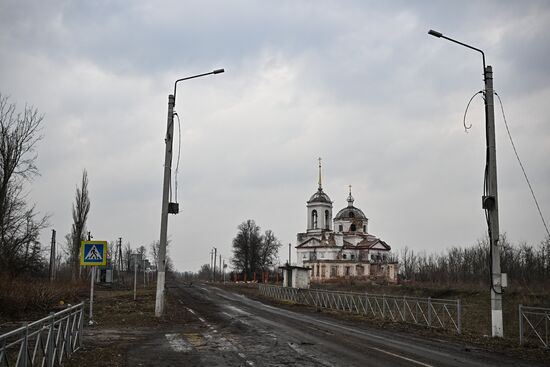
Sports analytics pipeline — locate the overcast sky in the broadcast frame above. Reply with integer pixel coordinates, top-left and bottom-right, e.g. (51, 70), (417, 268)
(1, 0), (549, 272)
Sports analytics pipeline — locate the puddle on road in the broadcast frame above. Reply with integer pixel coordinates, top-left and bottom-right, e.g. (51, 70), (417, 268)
(165, 333), (193, 352)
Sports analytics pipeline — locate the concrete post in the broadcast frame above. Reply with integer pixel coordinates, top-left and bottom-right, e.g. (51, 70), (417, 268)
(485, 66), (503, 337)
(155, 94), (174, 317)
(213, 247), (217, 282)
(134, 254), (138, 301)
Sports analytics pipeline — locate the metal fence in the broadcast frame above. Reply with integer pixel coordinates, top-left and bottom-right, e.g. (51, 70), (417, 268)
(0, 302), (84, 367)
(259, 285), (461, 334)
(519, 304), (549, 348)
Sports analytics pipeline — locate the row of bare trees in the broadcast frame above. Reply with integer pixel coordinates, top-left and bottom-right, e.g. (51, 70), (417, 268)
(399, 235), (550, 287)
(0, 94), (172, 281)
(0, 94), (49, 276)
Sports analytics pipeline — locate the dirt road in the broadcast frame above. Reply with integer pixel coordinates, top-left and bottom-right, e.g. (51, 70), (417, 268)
(123, 282), (544, 367)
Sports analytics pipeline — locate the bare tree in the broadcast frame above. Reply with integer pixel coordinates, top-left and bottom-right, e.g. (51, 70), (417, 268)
(149, 240), (173, 272)
(0, 94), (48, 276)
(70, 170), (90, 279)
(231, 220), (281, 279)
(258, 229), (281, 271)
(149, 240), (159, 269)
(123, 242), (132, 272)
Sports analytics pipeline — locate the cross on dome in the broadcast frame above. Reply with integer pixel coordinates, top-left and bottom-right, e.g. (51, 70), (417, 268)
(347, 185), (354, 207)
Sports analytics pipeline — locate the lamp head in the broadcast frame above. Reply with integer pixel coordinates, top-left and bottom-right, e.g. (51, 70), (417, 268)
(428, 29), (443, 38)
(213, 68), (225, 74)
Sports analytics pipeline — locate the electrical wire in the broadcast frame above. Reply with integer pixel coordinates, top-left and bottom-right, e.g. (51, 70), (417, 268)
(166, 113), (174, 203)
(494, 92), (550, 238)
(463, 91), (483, 132)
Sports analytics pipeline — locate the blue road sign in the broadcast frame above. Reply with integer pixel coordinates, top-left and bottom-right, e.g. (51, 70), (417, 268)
(80, 241), (107, 266)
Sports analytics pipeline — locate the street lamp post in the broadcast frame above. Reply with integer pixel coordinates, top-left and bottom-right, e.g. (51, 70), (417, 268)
(428, 29), (504, 337)
(155, 68), (224, 317)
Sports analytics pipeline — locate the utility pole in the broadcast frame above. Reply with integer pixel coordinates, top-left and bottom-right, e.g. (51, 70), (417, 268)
(213, 247), (217, 282)
(49, 230), (56, 282)
(484, 65), (503, 337)
(428, 30), (504, 337)
(210, 249), (214, 282)
(117, 237), (123, 282)
(134, 253), (139, 301)
(155, 69), (224, 317)
(219, 254), (222, 283)
(223, 259), (226, 283)
(155, 93), (175, 317)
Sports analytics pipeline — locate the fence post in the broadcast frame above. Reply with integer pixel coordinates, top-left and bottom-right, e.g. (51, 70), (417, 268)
(546, 308), (548, 347)
(403, 296), (406, 322)
(21, 322), (29, 367)
(457, 299), (461, 334)
(383, 294), (386, 318)
(47, 312), (55, 367)
(79, 304), (84, 348)
(428, 297), (432, 327)
(519, 304), (523, 345)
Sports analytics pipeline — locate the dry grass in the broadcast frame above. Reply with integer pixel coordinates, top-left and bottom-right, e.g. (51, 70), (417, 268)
(0, 275), (86, 322)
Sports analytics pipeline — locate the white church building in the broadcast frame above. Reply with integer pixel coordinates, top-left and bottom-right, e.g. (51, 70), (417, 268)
(295, 160), (398, 282)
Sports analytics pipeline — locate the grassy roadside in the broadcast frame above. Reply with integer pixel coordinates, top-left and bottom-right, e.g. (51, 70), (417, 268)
(65, 285), (167, 367)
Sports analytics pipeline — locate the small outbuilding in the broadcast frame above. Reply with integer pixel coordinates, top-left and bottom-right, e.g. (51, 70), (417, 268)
(280, 265), (311, 289)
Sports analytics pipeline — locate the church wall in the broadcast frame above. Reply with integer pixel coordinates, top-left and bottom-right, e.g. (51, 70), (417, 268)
(307, 261), (374, 280)
(334, 219), (369, 234)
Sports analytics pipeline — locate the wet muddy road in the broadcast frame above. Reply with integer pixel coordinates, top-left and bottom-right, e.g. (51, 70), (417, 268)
(127, 283), (541, 367)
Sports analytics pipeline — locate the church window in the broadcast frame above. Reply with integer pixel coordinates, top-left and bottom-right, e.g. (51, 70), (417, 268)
(349, 212), (355, 218)
(350, 224), (356, 232)
(342, 254), (347, 259)
(330, 267), (337, 277)
(363, 225), (367, 232)
(345, 267), (350, 276)
(312, 210), (318, 229)
(351, 254), (355, 260)
(325, 210), (330, 229)
(339, 224), (343, 232)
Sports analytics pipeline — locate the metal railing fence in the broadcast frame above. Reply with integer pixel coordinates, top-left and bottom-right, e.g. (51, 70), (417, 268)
(259, 284), (461, 334)
(0, 302), (84, 367)
(519, 304), (549, 348)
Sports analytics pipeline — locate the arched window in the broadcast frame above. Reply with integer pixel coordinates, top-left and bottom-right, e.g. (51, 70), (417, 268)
(325, 210), (330, 229)
(312, 210), (318, 229)
(363, 225), (367, 232)
(339, 224), (343, 232)
(349, 212), (355, 218)
(350, 224), (356, 232)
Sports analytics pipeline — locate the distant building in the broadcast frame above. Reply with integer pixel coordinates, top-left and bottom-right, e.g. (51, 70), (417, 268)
(296, 160), (398, 282)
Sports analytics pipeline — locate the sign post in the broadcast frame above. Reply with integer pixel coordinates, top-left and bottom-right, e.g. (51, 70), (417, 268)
(80, 240), (107, 324)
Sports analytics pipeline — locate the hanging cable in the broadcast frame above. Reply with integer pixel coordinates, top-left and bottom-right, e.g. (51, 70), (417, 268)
(463, 91), (483, 132)
(494, 92), (550, 238)
(173, 111), (182, 203)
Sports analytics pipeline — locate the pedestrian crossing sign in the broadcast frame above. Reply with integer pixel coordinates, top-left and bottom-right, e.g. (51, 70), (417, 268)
(80, 241), (107, 266)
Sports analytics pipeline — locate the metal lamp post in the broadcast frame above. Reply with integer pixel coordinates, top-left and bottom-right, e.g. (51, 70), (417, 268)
(428, 29), (503, 337)
(155, 68), (224, 317)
